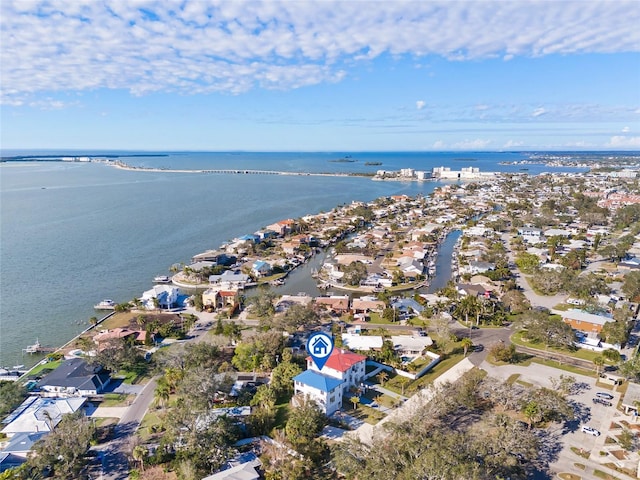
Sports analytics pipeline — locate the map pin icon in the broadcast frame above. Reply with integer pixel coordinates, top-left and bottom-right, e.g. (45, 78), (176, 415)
(306, 332), (334, 371)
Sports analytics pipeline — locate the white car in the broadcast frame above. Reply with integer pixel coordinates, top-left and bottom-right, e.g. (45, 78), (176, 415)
(581, 426), (601, 436)
(596, 392), (614, 400)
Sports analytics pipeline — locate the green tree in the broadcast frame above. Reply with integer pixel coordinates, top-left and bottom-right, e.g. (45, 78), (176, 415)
(342, 261), (368, 286)
(24, 411), (95, 479)
(269, 354), (302, 399)
(154, 376), (171, 407)
(500, 289), (530, 314)
(515, 253), (540, 274)
(622, 271), (640, 302)
(249, 288), (277, 318)
(285, 396), (326, 450)
(0, 381), (27, 417)
(490, 342), (517, 363)
(460, 337), (473, 357)
(522, 401), (540, 429)
(376, 371), (389, 386)
(350, 396), (360, 409)
(600, 320), (630, 346)
(133, 445), (148, 472)
(593, 355), (605, 376)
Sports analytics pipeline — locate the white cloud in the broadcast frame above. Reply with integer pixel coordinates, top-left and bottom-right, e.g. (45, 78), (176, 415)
(1, 0), (639, 103)
(622, 126), (630, 133)
(532, 107), (547, 117)
(432, 140), (446, 149)
(416, 100), (426, 110)
(503, 140), (524, 148)
(452, 139), (492, 149)
(607, 136), (640, 148)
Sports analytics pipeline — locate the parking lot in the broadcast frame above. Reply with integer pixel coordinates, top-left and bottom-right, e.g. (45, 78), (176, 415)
(481, 360), (639, 477)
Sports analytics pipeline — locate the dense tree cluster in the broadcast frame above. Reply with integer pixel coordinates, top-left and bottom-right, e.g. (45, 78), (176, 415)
(331, 369), (569, 480)
(0, 381), (27, 418)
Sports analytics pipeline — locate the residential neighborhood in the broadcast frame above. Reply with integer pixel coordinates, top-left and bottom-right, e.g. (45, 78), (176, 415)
(4, 165), (640, 480)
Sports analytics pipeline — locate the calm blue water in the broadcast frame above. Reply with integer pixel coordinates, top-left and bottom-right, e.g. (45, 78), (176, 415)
(0, 151), (587, 367)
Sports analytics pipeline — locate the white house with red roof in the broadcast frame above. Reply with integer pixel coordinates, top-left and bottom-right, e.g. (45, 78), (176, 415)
(293, 348), (367, 414)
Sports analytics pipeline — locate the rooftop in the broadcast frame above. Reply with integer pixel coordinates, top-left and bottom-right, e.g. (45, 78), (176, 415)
(294, 370), (343, 392)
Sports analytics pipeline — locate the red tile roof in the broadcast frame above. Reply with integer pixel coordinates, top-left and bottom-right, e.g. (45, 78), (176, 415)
(317, 349), (366, 372)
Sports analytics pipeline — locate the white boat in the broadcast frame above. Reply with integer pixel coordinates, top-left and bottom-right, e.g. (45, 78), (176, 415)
(153, 275), (171, 283)
(22, 339), (41, 354)
(94, 299), (116, 310)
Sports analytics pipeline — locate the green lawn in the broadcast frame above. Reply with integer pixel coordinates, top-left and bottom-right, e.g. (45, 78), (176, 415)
(100, 393), (133, 407)
(384, 352), (467, 396)
(343, 402), (386, 425)
(26, 360), (62, 377)
(138, 408), (164, 442)
(273, 403), (290, 430)
(511, 331), (614, 364)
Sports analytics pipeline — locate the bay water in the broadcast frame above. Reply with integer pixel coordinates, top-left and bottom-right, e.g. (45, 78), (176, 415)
(0, 151), (585, 367)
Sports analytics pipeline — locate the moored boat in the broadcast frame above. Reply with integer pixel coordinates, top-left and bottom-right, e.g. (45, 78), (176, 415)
(94, 299), (116, 310)
(153, 275), (171, 283)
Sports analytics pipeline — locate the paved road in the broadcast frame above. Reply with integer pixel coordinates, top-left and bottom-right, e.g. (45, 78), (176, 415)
(98, 377), (157, 480)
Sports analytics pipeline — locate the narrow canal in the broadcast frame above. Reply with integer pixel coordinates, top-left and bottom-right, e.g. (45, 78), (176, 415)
(425, 229), (461, 294)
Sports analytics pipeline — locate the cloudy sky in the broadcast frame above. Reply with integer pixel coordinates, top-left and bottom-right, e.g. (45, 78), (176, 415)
(2, 0), (640, 151)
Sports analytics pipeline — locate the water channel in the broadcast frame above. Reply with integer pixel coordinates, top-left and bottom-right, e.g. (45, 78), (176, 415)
(263, 227), (463, 299)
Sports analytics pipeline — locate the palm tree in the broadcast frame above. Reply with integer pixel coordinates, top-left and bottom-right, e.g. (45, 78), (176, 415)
(88, 316), (98, 327)
(154, 377), (170, 408)
(461, 337), (473, 357)
(132, 445), (147, 471)
(350, 396), (360, 410)
(593, 355), (605, 376)
(377, 371), (389, 386)
(398, 376), (410, 396)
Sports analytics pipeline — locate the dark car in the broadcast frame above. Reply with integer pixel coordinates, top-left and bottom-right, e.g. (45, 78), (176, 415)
(596, 392), (614, 400)
(592, 398), (612, 407)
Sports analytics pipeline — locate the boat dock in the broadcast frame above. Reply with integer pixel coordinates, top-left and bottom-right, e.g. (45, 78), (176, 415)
(22, 339), (55, 355)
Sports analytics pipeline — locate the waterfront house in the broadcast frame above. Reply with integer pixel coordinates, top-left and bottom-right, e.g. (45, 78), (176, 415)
(141, 285), (179, 310)
(1, 396), (87, 436)
(209, 270), (250, 290)
(93, 328), (146, 348)
(266, 219), (296, 236)
(36, 358), (110, 396)
(460, 260), (495, 275)
(238, 234), (260, 244)
(251, 260), (273, 277)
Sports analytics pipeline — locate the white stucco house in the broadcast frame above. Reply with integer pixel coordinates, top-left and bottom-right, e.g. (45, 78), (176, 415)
(292, 349), (367, 415)
(141, 285), (179, 310)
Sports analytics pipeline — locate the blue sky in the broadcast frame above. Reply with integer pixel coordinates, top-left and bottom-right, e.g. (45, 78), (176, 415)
(1, 1), (639, 151)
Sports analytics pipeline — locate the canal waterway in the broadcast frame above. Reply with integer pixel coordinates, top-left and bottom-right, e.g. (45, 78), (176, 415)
(426, 230), (462, 294)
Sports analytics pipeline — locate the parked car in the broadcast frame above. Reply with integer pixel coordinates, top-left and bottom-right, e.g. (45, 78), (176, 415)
(596, 392), (614, 400)
(581, 426), (601, 436)
(592, 398), (613, 407)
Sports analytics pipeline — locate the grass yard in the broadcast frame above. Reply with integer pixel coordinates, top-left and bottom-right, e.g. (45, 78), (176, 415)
(138, 409), (165, 442)
(512, 331), (611, 365)
(343, 402), (386, 425)
(26, 359), (62, 377)
(100, 393), (133, 407)
(385, 352), (466, 396)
